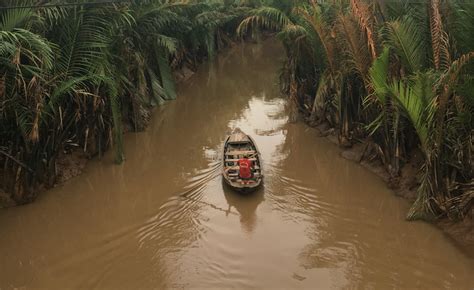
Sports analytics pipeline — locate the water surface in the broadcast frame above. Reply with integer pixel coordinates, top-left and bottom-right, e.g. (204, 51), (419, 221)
(0, 40), (472, 289)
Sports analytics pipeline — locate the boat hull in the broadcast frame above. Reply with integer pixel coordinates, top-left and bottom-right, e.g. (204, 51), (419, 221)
(222, 176), (263, 194)
(222, 128), (263, 194)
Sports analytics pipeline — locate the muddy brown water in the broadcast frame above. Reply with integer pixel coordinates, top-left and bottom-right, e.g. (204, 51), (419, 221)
(0, 40), (473, 289)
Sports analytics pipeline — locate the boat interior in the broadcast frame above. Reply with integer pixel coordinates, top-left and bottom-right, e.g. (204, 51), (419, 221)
(224, 141), (261, 180)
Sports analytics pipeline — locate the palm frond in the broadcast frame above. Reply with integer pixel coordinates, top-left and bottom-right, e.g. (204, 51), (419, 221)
(444, 1), (474, 56)
(350, 0), (378, 60)
(337, 13), (371, 81)
(429, 0), (451, 70)
(368, 46), (390, 104)
(237, 6), (291, 37)
(156, 50), (176, 101)
(295, 3), (336, 72)
(1, 9), (31, 31)
(385, 17), (426, 73)
(390, 76), (434, 152)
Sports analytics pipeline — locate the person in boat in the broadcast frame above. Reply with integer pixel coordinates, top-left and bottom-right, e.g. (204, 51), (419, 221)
(238, 155), (254, 180)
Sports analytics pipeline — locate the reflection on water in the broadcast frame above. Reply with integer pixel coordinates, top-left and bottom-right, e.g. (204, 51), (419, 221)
(0, 39), (473, 289)
(223, 184), (265, 235)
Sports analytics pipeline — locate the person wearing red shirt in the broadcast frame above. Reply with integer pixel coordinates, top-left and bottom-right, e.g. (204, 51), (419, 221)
(238, 157), (253, 180)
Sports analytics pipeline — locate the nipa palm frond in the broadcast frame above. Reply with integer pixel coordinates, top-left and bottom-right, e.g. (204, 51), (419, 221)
(385, 17), (426, 74)
(237, 6), (291, 37)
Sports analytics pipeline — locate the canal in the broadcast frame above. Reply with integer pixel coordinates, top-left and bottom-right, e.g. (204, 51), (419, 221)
(0, 40), (472, 289)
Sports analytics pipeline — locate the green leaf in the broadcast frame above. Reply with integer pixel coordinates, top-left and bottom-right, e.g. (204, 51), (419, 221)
(385, 17), (426, 73)
(157, 51), (176, 101)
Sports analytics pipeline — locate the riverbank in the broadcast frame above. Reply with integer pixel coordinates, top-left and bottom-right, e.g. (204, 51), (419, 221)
(0, 1), (258, 209)
(311, 121), (474, 256)
(2, 37), (472, 256)
(0, 68), (200, 210)
(0, 63), (199, 210)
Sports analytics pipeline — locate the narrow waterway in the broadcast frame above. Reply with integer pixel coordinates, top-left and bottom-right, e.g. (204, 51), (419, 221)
(0, 40), (472, 289)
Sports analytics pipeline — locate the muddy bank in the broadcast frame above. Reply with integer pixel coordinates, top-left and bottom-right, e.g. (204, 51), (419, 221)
(311, 121), (474, 256)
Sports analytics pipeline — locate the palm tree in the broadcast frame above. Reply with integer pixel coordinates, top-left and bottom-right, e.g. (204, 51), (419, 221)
(0, 0), (253, 204)
(236, 0), (473, 221)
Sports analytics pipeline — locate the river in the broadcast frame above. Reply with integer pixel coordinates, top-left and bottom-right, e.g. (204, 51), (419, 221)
(0, 40), (472, 289)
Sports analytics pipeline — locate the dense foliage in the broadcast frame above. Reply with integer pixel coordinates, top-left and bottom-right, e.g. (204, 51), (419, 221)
(1, 0), (472, 222)
(0, 0), (259, 203)
(238, 0), (473, 220)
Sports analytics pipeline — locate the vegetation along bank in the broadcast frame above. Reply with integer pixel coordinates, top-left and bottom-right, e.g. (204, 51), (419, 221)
(237, 0), (473, 246)
(0, 0), (260, 205)
(0, 0), (473, 247)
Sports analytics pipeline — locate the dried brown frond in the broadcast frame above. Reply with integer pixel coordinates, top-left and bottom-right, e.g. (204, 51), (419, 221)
(443, 52), (474, 84)
(296, 2), (337, 73)
(337, 14), (371, 86)
(443, 182), (474, 219)
(350, 0), (377, 61)
(30, 104), (41, 142)
(13, 49), (21, 65)
(435, 52), (474, 148)
(430, 0), (451, 71)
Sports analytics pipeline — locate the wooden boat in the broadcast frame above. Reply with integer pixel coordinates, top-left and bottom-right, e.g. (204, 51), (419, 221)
(222, 128), (263, 193)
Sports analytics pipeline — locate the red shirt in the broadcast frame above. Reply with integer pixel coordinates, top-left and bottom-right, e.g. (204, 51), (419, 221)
(238, 158), (252, 179)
